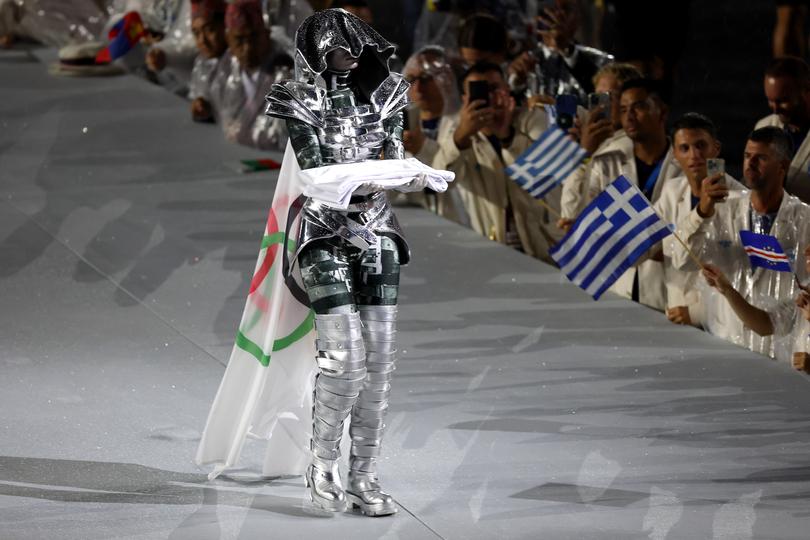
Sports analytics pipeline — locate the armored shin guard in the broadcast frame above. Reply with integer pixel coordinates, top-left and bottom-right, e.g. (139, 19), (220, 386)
(307, 311), (367, 512)
(347, 305), (398, 516)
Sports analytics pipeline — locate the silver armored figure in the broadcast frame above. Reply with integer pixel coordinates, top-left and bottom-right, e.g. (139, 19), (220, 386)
(265, 8), (417, 516)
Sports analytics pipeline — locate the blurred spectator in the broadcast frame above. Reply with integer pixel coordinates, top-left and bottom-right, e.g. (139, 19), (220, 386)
(0, 0), (106, 49)
(558, 62), (642, 225)
(433, 61), (560, 261)
(675, 127), (810, 362)
(143, 0), (196, 93)
(104, 0), (195, 94)
(402, 46), (461, 166)
(412, 0), (525, 58)
(773, 1), (807, 58)
(211, 0), (290, 151)
(755, 56), (810, 204)
(400, 45), (461, 213)
(188, 0), (228, 123)
(262, 0), (313, 57)
(456, 13), (509, 68)
(656, 113), (743, 328)
(509, 0), (613, 102)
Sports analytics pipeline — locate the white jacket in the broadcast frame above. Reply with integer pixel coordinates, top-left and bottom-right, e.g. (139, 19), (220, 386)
(583, 135), (683, 310)
(559, 129), (629, 219)
(755, 114), (810, 204)
(653, 174), (744, 326)
(433, 107), (564, 261)
(672, 190), (810, 362)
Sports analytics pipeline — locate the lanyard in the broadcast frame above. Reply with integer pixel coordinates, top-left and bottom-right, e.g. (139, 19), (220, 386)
(641, 159), (664, 199)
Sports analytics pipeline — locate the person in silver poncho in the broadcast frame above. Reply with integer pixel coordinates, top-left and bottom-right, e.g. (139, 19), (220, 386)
(264, 8), (425, 516)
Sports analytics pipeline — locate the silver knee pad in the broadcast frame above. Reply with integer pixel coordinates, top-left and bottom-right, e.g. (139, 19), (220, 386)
(313, 311), (366, 376)
(350, 305), (397, 473)
(311, 311), (367, 462)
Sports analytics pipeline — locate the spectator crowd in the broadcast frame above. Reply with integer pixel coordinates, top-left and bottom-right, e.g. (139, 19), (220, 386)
(5, 0), (810, 372)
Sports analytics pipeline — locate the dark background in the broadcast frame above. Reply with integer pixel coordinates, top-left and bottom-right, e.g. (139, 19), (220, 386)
(369, 0), (778, 180)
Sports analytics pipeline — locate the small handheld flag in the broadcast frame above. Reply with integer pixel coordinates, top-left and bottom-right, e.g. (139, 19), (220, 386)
(240, 159), (282, 173)
(550, 175), (672, 299)
(505, 125), (588, 200)
(739, 230), (792, 272)
(95, 12), (146, 64)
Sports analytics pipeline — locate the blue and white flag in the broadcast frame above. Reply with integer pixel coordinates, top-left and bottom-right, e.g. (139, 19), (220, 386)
(550, 175), (672, 299)
(739, 230), (792, 272)
(505, 125), (588, 200)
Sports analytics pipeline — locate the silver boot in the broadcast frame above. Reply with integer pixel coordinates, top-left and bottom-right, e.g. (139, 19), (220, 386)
(307, 311), (367, 512)
(347, 305), (398, 517)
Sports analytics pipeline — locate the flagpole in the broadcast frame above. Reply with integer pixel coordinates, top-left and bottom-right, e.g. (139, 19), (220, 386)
(535, 198), (561, 219)
(670, 230), (705, 269)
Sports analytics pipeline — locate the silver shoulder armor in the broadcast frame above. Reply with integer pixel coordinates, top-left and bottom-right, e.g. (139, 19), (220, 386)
(265, 81), (326, 128)
(371, 73), (409, 121)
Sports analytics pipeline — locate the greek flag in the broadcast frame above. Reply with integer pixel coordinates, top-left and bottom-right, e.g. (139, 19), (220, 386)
(505, 125), (588, 199)
(550, 175), (672, 299)
(739, 230), (792, 272)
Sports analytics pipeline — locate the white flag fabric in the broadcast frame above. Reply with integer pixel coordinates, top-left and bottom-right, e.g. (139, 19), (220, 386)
(196, 141), (317, 479)
(298, 157), (454, 209)
(550, 175), (672, 299)
(505, 125), (588, 199)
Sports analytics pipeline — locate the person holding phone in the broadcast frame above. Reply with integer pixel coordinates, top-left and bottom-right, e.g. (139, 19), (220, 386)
(671, 127), (810, 364)
(651, 113), (744, 329)
(558, 63), (642, 228)
(570, 78), (682, 311)
(433, 61), (561, 261)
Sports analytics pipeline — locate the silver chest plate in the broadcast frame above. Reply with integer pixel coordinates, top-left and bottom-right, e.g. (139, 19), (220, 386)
(318, 103), (386, 164)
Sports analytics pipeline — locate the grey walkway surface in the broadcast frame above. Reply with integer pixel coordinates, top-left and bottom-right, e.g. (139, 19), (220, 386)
(2, 48), (810, 540)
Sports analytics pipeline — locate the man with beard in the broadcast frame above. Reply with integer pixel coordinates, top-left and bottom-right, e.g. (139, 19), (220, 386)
(755, 56), (810, 204)
(673, 127), (810, 363)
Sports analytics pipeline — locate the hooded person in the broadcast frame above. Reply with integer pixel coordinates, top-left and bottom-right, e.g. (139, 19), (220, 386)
(196, 7), (452, 518)
(187, 0), (227, 122)
(208, 0), (291, 150)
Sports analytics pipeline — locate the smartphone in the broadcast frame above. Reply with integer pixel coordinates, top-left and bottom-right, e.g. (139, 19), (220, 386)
(707, 158), (725, 180)
(555, 93), (577, 130)
(587, 92), (610, 122)
(468, 80), (490, 107)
